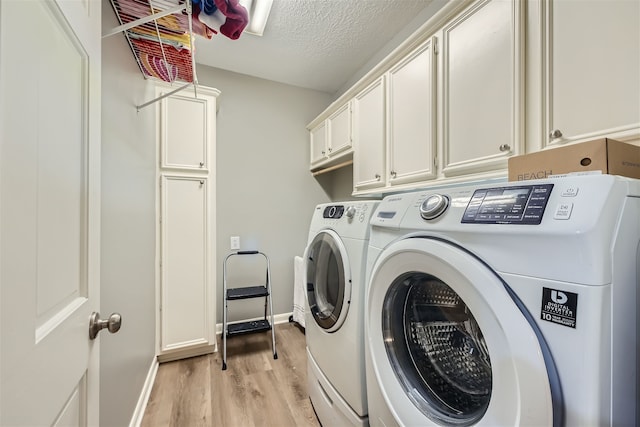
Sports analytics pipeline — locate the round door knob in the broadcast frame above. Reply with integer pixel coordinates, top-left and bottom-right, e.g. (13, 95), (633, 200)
(549, 129), (563, 139)
(199, 162), (204, 167)
(390, 171), (397, 178)
(499, 144), (511, 152)
(375, 174), (381, 180)
(89, 312), (122, 340)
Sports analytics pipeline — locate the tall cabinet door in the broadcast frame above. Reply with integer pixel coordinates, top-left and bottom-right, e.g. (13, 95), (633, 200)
(160, 176), (212, 354)
(441, 0), (523, 176)
(388, 38), (437, 186)
(353, 76), (386, 192)
(156, 85), (219, 362)
(541, 0), (640, 147)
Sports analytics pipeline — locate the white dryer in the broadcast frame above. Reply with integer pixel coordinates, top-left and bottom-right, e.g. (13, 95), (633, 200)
(304, 201), (379, 427)
(364, 174), (639, 426)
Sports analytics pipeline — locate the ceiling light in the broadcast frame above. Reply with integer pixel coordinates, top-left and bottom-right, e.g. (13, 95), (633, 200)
(240, 0), (273, 36)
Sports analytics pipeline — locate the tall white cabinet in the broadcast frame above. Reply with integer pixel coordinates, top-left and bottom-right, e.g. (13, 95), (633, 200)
(156, 85), (220, 362)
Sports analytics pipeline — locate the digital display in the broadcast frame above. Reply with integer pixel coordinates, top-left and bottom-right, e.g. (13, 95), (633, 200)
(461, 184), (554, 225)
(377, 211), (396, 219)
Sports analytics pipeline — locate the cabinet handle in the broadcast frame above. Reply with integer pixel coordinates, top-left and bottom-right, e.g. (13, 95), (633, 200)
(375, 174), (381, 181)
(328, 147), (332, 153)
(499, 144), (511, 152)
(321, 150), (326, 155)
(549, 129), (563, 139)
(199, 180), (204, 185)
(199, 161), (204, 167)
(390, 171), (397, 178)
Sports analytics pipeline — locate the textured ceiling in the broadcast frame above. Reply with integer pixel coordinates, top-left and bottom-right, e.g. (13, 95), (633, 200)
(194, 0), (439, 94)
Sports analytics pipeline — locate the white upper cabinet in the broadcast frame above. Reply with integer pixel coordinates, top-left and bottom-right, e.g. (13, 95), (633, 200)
(441, 0), (523, 177)
(388, 38), (438, 186)
(328, 103), (352, 157)
(309, 101), (352, 169)
(159, 90), (214, 171)
(353, 76), (386, 192)
(530, 0), (640, 149)
(307, 0), (639, 194)
(310, 121), (328, 165)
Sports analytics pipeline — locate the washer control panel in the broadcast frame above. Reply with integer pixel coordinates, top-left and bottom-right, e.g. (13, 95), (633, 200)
(461, 184), (554, 224)
(420, 194), (450, 220)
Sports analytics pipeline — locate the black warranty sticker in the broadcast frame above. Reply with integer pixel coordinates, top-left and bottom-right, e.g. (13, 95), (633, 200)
(541, 287), (578, 328)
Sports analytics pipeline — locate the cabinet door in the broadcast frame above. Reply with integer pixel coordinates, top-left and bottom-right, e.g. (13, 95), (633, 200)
(328, 102), (352, 157)
(159, 93), (211, 170)
(354, 76), (386, 192)
(310, 121), (328, 166)
(542, 0), (639, 147)
(160, 175), (212, 353)
(388, 38), (437, 186)
(442, 0), (523, 176)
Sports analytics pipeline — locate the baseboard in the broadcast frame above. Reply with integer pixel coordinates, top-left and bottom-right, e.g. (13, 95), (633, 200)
(157, 344), (216, 363)
(215, 311), (293, 335)
(129, 356), (159, 427)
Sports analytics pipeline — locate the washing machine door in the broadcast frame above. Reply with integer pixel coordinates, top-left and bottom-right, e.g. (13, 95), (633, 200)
(367, 237), (561, 427)
(305, 229), (352, 332)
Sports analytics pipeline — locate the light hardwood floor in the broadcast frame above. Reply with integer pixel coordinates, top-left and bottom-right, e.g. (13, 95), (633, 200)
(141, 322), (321, 427)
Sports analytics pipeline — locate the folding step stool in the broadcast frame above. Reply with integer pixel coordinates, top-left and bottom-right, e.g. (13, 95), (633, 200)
(222, 250), (277, 370)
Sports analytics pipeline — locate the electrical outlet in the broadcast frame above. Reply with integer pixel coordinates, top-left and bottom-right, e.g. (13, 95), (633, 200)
(230, 236), (240, 250)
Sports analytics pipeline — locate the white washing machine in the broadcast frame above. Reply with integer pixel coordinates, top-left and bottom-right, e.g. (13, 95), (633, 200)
(304, 201), (379, 427)
(364, 174), (639, 427)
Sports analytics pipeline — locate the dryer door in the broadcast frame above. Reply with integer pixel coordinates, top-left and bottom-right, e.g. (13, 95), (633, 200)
(305, 230), (352, 332)
(367, 237), (561, 427)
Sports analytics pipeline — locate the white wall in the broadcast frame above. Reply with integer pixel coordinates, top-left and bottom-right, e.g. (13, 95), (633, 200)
(100, 3), (157, 426)
(195, 65), (335, 322)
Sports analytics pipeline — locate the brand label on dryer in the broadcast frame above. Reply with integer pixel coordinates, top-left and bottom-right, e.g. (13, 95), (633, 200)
(540, 287), (578, 328)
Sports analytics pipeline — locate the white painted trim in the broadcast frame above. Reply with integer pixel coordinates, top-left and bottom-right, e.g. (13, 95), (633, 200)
(128, 357), (159, 427)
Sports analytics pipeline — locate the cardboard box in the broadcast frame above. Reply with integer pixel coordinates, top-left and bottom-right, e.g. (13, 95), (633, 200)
(508, 138), (640, 181)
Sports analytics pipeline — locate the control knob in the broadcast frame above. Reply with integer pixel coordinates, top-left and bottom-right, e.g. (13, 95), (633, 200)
(345, 206), (356, 218)
(420, 194), (450, 220)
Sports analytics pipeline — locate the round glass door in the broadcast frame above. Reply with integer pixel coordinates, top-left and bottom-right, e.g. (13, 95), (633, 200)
(367, 237), (559, 426)
(305, 230), (351, 332)
(383, 272), (492, 426)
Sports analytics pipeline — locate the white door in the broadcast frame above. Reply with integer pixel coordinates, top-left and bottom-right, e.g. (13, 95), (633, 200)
(1, 0), (102, 425)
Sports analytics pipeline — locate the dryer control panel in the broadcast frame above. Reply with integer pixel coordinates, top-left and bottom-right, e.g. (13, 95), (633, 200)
(461, 184), (554, 224)
(323, 205), (345, 219)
